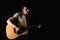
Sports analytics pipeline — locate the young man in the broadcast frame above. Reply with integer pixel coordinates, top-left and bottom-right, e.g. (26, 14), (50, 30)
(6, 5), (41, 40)
(6, 5), (29, 40)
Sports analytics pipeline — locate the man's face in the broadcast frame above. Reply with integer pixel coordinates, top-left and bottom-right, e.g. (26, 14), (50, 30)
(22, 6), (29, 15)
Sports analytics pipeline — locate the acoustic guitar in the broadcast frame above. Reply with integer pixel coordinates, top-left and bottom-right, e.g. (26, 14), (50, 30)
(6, 22), (42, 40)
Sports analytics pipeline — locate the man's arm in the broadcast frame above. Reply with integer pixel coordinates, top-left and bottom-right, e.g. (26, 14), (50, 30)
(7, 13), (19, 27)
(7, 16), (19, 31)
(7, 16), (16, 27)
(6, 13), (19, 31)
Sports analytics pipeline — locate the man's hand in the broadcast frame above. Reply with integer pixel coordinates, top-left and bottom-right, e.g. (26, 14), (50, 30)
(37, 25), (41, 28)
(15, 27), (20, 32)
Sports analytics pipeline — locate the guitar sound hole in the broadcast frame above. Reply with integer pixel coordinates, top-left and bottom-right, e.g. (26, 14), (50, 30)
(17, 26), (27, 34)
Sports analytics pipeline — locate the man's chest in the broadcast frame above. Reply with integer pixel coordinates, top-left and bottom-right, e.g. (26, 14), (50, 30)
(17, 15), (26, 23)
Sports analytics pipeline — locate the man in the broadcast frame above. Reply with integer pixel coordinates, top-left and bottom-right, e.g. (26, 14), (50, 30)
(6, 5), (41, 40)
(6, 5), (29, 40)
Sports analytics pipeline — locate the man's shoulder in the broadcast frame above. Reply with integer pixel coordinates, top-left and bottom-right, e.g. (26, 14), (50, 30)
(13, 12), (20, 17)
(14, 12), (20, 15)
(15, 12), (19, 14)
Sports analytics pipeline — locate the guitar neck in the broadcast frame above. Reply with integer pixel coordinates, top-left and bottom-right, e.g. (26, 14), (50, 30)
(28, 24), (40, 29)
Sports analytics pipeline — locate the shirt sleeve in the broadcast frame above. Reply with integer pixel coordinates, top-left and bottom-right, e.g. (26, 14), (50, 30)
(13, 12), (19, 18)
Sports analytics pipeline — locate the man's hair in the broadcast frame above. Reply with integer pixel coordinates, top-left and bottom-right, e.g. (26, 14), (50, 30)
(18, 4), (28, 12)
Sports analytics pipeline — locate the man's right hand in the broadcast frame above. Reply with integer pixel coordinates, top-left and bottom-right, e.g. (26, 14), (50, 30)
(15, 27), (20, 32)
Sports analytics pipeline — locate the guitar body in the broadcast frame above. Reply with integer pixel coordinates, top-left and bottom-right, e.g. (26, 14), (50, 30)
(6, 22), (28, 39)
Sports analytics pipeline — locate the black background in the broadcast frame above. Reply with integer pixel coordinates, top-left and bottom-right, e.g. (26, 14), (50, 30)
(0, 0), (48, 40)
